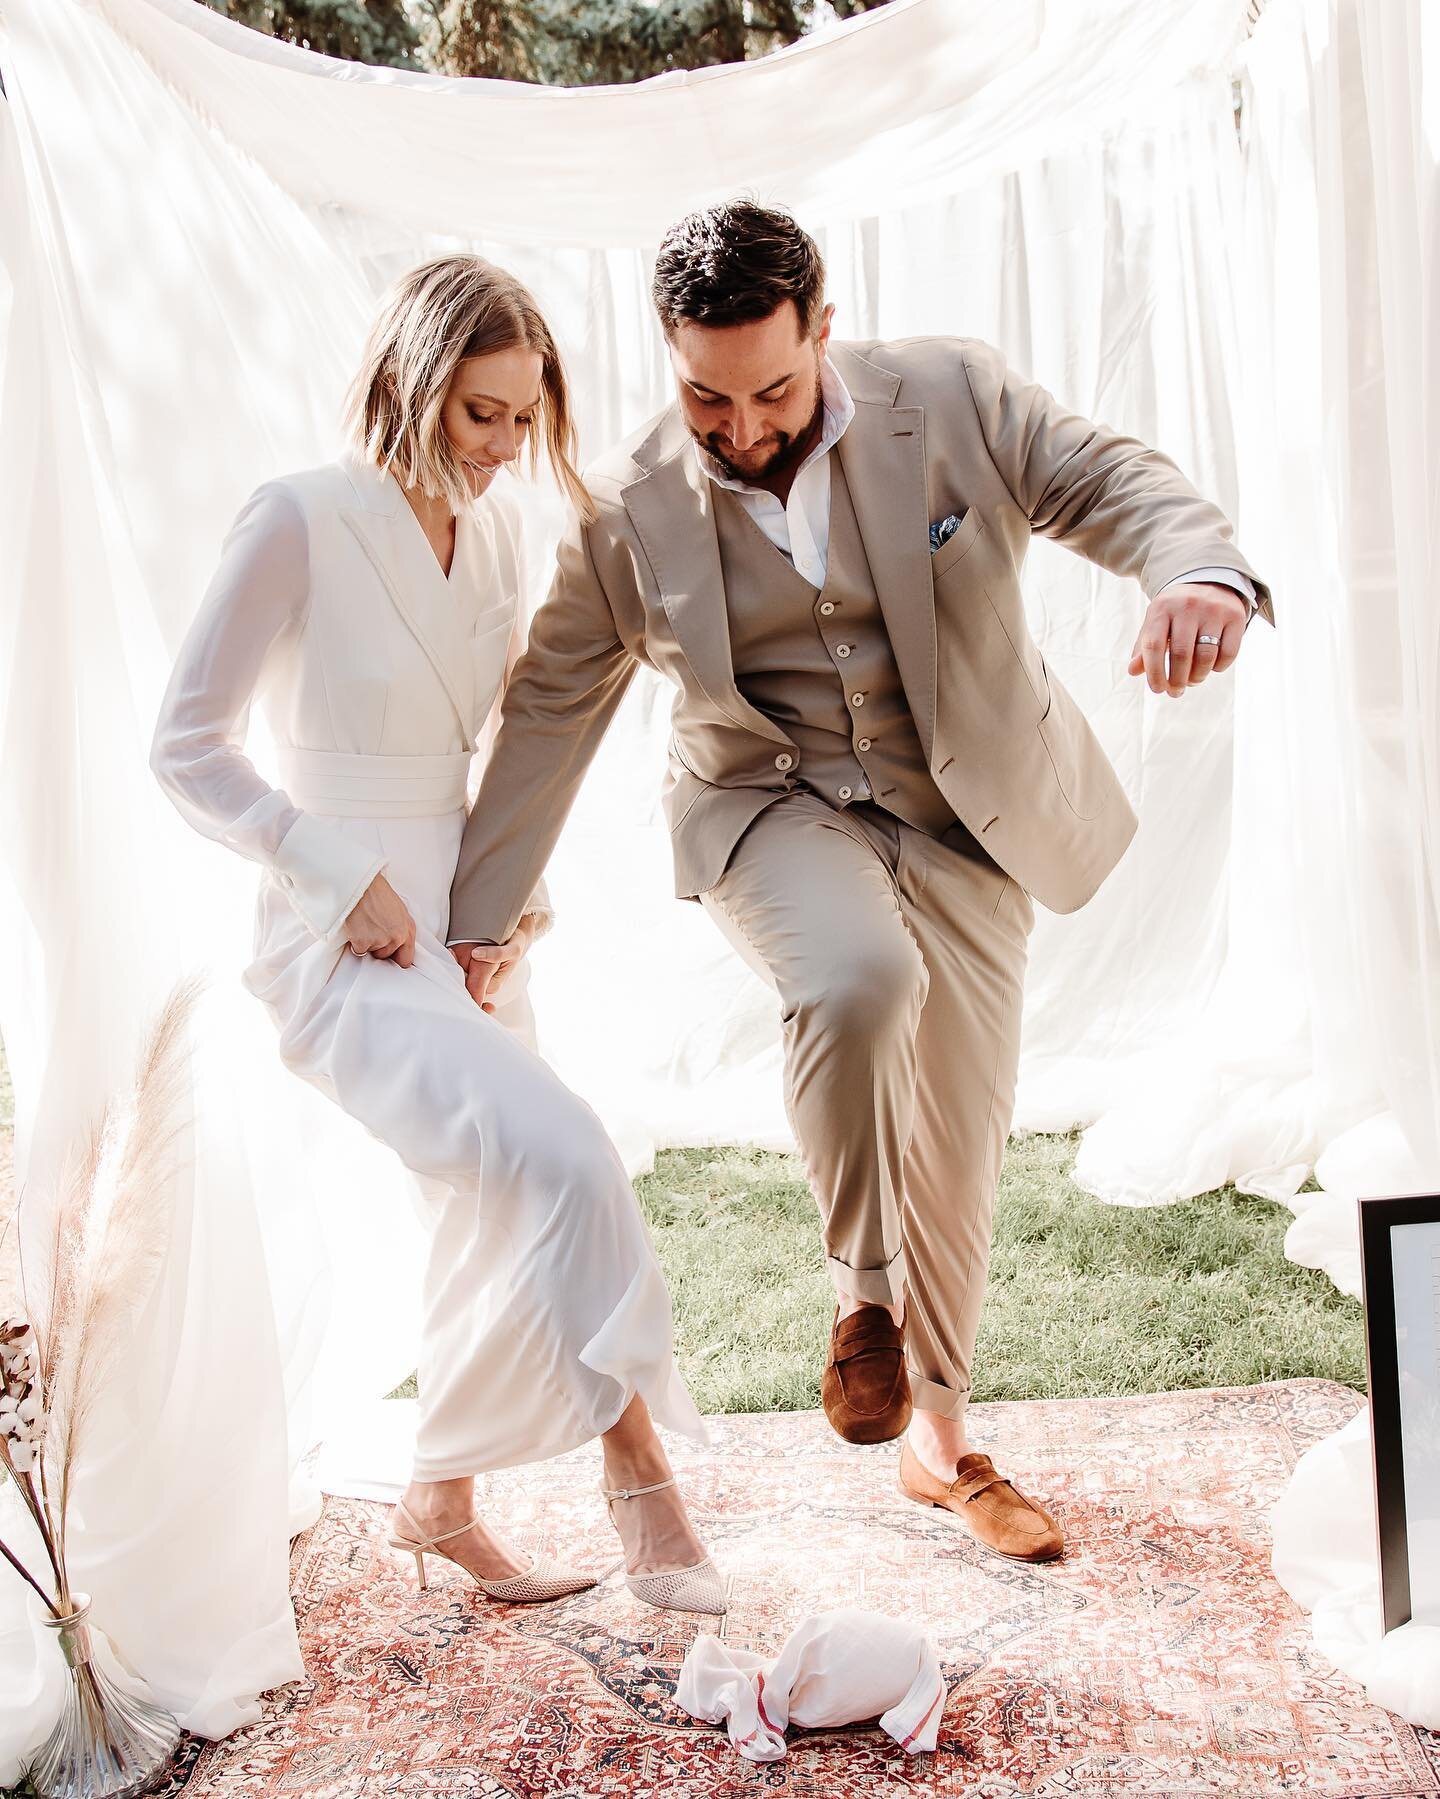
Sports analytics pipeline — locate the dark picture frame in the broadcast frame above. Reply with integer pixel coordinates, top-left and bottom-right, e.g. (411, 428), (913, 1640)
(1358, 1192), (1440, 1636)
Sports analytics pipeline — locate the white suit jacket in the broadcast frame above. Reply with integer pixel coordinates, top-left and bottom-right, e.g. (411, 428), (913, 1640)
(152, 455), (541, 944)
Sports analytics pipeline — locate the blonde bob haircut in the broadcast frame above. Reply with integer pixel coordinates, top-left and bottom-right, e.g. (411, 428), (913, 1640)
(344, 255), (593, 522)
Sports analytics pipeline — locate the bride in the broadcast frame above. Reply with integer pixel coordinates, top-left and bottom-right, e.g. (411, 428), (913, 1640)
(150, 255), (723, 1616)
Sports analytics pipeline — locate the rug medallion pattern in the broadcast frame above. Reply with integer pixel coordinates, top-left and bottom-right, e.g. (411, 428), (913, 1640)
(170, 1381), (1440, 1797)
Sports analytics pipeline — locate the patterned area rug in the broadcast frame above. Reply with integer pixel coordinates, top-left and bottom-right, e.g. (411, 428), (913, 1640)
(169, 1381), (1440, 1798)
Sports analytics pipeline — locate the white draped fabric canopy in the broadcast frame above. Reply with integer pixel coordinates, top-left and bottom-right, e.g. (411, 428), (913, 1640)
(1, 0), (1436, 1767)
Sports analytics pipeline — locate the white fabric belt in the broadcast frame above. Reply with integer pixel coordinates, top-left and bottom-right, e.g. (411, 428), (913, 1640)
(276, 747), (473, 817)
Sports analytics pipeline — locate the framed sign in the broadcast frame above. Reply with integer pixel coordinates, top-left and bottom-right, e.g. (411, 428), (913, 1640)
(1359, 1193), (1440, 1636)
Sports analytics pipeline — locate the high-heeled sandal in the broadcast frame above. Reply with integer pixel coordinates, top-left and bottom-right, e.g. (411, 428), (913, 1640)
(599, 1476), (728, 1616)
(387, 1499), (595, 1604)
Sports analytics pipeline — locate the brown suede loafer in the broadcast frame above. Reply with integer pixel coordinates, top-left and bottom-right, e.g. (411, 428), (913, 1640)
(820, 1305), (913, 1444)
(898, 1442), (1064, 1561)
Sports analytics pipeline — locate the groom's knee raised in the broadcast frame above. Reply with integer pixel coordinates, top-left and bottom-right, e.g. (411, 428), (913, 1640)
(783, 931), (926, 1045)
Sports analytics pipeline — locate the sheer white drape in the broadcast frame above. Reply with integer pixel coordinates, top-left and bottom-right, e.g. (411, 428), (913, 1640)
(1071, 0), (1440, 1229)
(1230, 0), (1440, 1728)
(1, 0), (1432, 1765)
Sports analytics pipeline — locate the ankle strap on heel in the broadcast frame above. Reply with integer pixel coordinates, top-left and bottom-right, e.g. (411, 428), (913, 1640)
(392, 1499), (475, 1552)
(599, 1477), (677, 1503)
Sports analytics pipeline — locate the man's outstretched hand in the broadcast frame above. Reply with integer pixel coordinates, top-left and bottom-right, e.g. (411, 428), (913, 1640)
(449, 922), (536, 1014)
(1128, 582), (1251, 697)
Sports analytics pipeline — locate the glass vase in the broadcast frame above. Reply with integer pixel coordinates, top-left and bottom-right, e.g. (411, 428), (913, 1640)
(26, 1596), (181, 1799)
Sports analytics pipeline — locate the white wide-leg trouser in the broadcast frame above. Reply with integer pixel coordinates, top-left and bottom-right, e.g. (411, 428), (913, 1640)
(242, 804), (703, 1479)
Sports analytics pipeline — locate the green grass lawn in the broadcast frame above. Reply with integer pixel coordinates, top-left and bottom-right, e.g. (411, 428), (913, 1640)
(0, 1016), (1360, 1414)
(638, 1135), (1364, 1414)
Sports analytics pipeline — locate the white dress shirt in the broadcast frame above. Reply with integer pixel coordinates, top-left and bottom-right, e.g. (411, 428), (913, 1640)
(696, 360), (1256, 611)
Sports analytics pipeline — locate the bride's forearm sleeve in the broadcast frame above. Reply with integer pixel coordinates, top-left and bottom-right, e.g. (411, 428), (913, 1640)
(149, 483), (387, 943)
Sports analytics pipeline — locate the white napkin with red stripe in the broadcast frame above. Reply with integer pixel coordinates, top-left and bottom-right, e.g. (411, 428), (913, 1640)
(676, 1609), (946, 1762)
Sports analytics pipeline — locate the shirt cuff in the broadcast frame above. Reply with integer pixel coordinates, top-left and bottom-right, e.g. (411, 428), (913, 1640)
(520, 905), (555, 942)
(445, 913), (554, 950)
(1160, 566), (1257, 611)
(272, 811), (387, 944)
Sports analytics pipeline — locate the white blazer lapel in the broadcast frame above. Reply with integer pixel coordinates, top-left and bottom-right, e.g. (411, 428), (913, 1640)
(338, 457), (474, 740)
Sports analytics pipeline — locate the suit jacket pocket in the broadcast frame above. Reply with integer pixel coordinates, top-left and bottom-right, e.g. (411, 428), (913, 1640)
(472, 597), (516, 636)
(671, 734), (702, 779)
(470, 607), (515, 711)
(929, 507), (985, 580)
(663, 763), (708, 831)
(1037, 679), (1116, 821)
(935, 553), (1049, 724)
(470, 607), (514, 651)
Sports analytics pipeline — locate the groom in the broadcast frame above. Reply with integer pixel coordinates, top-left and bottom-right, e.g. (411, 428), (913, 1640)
(447, 201), (1270, 1562)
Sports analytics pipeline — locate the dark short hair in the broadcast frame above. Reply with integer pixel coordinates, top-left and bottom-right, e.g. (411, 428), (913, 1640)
(651, 200), (827, 338)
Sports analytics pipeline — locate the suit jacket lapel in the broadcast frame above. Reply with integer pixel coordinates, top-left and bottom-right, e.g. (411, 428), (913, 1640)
(622, 428), (792, 746)
(338, 459), (473, 740)
(835, 389), (938, 763)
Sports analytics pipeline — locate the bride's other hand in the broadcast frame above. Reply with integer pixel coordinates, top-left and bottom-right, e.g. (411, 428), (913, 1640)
(452, 922), (534, 1013)
(343, 873), (417, 967)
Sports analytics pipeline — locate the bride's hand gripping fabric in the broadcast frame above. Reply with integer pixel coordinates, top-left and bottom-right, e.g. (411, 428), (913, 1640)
(342, 872), (418, 967)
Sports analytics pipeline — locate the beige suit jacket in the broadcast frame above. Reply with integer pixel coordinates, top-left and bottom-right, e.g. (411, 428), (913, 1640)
(450, 337), (1270, 944)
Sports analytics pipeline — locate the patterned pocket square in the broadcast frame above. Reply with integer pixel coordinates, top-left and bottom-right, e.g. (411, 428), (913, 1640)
(929, 513), (964, 553)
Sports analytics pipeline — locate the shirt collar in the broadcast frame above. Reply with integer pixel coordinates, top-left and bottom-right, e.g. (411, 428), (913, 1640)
(693, 358), (856, 497)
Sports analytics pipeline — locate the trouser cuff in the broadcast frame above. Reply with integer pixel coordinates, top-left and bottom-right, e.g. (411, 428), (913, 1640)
(908, 1374), (971, 1422)
(827, 1245), (907, 1307)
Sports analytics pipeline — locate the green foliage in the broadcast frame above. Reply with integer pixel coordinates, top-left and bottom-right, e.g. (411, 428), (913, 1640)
(199, 0), (893, 82)
(202, 0), (424, 67)
(415, 0), (802, 83)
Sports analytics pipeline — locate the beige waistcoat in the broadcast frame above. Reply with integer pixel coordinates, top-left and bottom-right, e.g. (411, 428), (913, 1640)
(714, 456), (956, 838)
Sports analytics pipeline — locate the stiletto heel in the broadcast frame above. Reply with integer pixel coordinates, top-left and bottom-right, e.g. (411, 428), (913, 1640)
(599, 1477), (728, 1616)
(387, 1500), (595, 1604)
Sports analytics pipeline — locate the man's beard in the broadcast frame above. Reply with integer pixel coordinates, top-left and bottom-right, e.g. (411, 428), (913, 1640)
(701, 388), (825, 486)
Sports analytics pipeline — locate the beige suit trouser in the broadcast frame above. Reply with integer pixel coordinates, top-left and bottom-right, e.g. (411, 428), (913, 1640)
(701, 790), (1033, 1421)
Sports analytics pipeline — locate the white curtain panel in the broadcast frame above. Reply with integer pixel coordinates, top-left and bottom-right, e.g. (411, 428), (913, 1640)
(1070, 0), (1440, 1233)
(1234, 0), (1440, 1729)
(0, 0), (1433, 1760)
